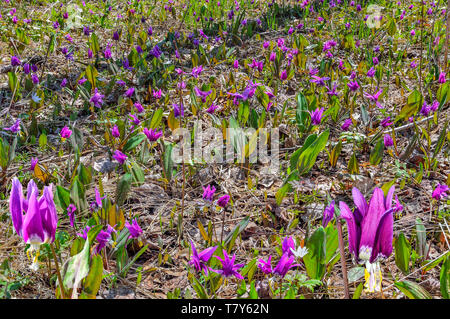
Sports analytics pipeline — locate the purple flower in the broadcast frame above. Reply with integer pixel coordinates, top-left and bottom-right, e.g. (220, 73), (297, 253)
(367, 67), (376, 78)
(206, 103), (219, 114)
(310, 107), (324, 125)
(202, 185), (216, 201)
(364, 89), (383, 108)
(217, 194), (230, 208)
(322, 201), (335, 227)
(341, 118), (353, 131)
(189, 240), (217, 275)
(339, 186), (396, 264)
(143, 127), (162, 142)
(210, 250), (244, 279)
(4, 119), (21, 133)
(111, 125), (120, 138)
(113, 150), (128, 164)
(420, 102), (431, 116)
(11, 56), (21, 66)
(191, 65), (203, 78)
(125, 219), (143, 239)
(280, 70), (288, 81)
(258, 256), (273, 274)
(233, 60), (239, 69)
(384, 134), (393, 147)
(173, 103), (184, 118)
(124, 87), (135, 98)
(79, 77), (87, 85)
(152, 89), (162, 99)
(30, 157), (38, 171)
(380, 117), (393, 128)
(113, 31), (120, 41)
(31, 74), (39, 85)
(310, 75), (330, 87)
(90, 88), (104, 108)
(9, 178), (58, 269)
(94, 228), (114, 254)
(77, 226), (91, 240)
(23, 64), (30, 74)
(347, 81), (359, 91)
(438, 72), (447, 84)
(432, 184), (449, 201)
(60, 126), (72, 139)
(67, 204), (77, 228)
(61, 78), (68, 88)
(134, 102), (144, 113)
(194, 86), (212, 103)
(282, 236), (296, 257)
(273, 253), (300, 278)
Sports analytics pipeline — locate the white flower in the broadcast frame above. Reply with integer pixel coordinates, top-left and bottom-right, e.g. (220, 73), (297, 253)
(290, 246), (309, 258)
(32, 92), (41, 103)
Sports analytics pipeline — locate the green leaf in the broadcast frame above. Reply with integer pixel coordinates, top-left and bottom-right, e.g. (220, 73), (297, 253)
(123, 134), (145, 152)
(163, 142), (174, 181)
(415, 218), (427, 258)
(352, 282), (364, 299)
(61, 238), (90, 299)
(297, 129), (329, 175)
(55, 185), (71, 212)
(325, 225), (338, 263)
(80, 255), (103, 299)
(303, 227), (327, 280)
(115, 173), (132, 206)
(290, 134), (317, 171)
(394, 280), (432, 299)
(397, 90), (423, 121)
(150, 108), (164, 129)
(348, 152), (359, 175)
(395, 233), (411, 274)
(348, 267), (365, 283)
(369, 139), (384, 165)
(296, 92), (309, 131)
(440, 256), (450, 299)
(224, 216), (250, 252)
(85, 65), (98, 89)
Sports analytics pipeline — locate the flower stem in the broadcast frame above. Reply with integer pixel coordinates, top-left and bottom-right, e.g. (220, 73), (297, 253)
(337, 219), (350, 299)
(50, 243), (67, 299)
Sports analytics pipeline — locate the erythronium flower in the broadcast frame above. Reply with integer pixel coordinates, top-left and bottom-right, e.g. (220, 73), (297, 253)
(438, 72), (447, 83)
(384, 134), (393, 147)
(364, 89), (383, 108)
(67, 204), (76, 228)
(273, 253), (300, 278)
(60, 126), (72, 139)
(217, 194), (230, 208)
(189, 240), (217, 275)
(380, 117), (393, 127)
(367, 67), (376, 78)
(282, 236), (295, 257)
(11, 56), (21, 66)
(339, 186), (396, 292)
(206, 103), (219, 114)
(124, 87), (135, 98)
(322, 200), (335, 227)
(194, 86), (212, 103)
(9, 178), (58, 270)
(90, 88), (104, 108)
(94, 226), (115, 254)
(125, 219), (143, 239)
(347, 80), (359, 91)
(341, 118), (353, 131)
(210, 250), (244, 280)
(113, 150), (127, 164)
(432, 183), (449, 200)
(30, 157), (38, 171)
(143, 127), (162, 142)
(202, 185), (216, 201)
(310, 107), (324, 125)
(111, 125), (120, 138)
(257, 255), (273, 274)
(77, 225), (91, 240)
(173, 103), (184, 118)
(310, 75), (330, 87)
(280, 70), (288, 81)
(4, 119), (21, 133)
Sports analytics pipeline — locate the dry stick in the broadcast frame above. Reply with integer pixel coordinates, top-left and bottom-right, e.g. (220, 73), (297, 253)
(50, 243), (67, 299)
(337, 219), (350, 299)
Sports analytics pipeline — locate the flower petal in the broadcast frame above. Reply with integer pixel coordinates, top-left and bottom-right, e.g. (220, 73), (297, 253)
(339, 201), (361, 259)
(352, 187), (368, 218)
(9, 177), (24, 236)
(370, 208), (394, 263)
(22, 188), (45, 245)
